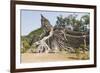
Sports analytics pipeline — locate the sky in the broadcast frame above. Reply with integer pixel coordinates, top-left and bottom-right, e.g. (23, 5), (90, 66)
(21, 10), (89, 36)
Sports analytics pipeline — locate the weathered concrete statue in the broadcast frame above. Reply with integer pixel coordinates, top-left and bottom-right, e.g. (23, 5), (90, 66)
(32, 14), (89, 53)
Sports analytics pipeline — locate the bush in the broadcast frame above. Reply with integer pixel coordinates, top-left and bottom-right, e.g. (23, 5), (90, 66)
(75, 48), (80, 58)
(21, 39), (30, 53)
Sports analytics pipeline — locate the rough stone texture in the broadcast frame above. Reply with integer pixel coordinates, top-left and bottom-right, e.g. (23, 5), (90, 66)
(31, 15), (89, 53)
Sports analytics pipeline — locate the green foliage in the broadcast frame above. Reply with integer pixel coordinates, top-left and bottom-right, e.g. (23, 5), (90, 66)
(23, 40), (30, 49)
(80, 44), (89, 50)
(56, 14), (77, 26)
(75, 47), (89, 60)
(80, 14), (90, 32)
(21, 48), (26, 53)
(28, 28), (43, 38)
(21, 28), (44, 53)
(81, 15), (89, 25)
(55, 14), (90, 32)
(56, 15), (65, 25)
(75, 48), (80, 57)
(21, 38), (30, 53)
(80, 44), (84, 49)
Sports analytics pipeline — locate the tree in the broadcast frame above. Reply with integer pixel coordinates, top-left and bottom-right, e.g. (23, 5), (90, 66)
(56, 14), (78, 29)
(81, 15), (89, 25)
(65, 14), (77, 26)
(56, 15), (65, 26)
(80, 15), (90, 32)
(73, 20), (81, 31)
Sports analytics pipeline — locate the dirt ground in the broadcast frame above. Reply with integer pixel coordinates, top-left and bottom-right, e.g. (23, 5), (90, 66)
(21, 52), (89, 63)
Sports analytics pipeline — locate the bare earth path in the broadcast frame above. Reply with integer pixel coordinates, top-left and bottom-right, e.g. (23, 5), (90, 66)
(21, 52), (89, 63)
